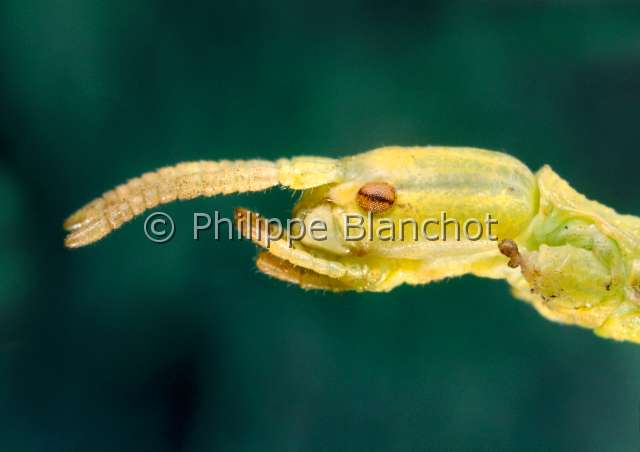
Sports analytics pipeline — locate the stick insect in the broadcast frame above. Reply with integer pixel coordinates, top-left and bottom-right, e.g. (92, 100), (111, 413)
(64, 146), (640, 343)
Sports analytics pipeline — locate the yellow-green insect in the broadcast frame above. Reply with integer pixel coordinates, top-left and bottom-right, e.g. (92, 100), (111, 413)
(64, 146), (640, 343)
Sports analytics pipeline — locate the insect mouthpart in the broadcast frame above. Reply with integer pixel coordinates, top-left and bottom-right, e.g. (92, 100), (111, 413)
(295, 204), (350, 255)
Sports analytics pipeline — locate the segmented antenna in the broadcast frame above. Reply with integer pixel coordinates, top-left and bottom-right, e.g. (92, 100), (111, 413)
(64, 160), (279, 248)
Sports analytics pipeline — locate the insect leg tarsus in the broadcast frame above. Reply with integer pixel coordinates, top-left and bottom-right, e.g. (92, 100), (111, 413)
(256, 252), (350, 292)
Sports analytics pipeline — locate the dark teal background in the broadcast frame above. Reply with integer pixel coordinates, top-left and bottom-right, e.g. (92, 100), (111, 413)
(2, 1), (640, 451)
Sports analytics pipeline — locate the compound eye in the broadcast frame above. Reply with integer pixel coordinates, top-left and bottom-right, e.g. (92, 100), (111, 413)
(356, 181), (396, 213)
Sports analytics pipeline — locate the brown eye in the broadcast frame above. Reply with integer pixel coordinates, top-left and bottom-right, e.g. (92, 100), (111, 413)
(357, 181), (396, 213)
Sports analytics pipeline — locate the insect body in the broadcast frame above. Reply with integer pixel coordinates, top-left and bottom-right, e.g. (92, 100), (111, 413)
(64, 147), (640, 343)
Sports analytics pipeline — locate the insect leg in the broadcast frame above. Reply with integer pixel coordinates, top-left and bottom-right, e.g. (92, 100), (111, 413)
(235, 208), (368, 282)
(500, 218), (627, 331)
(256, 252), (351, 291)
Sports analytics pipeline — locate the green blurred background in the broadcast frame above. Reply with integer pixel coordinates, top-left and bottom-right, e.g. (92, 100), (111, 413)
(2, 1), (640, 451)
